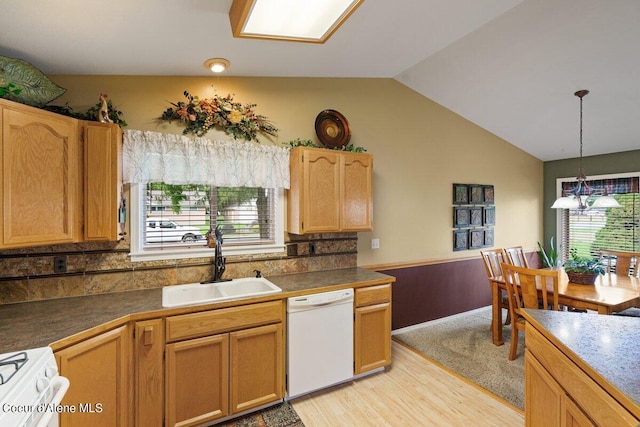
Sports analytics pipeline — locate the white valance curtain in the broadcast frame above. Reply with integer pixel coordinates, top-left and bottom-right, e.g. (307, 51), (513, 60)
(122, 130), (290, 189)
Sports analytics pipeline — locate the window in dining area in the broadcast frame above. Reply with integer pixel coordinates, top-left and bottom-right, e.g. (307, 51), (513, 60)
(559, 175), (639, 259)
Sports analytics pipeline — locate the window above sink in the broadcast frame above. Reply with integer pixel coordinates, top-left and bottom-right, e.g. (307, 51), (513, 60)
(129, 183), (285, 262)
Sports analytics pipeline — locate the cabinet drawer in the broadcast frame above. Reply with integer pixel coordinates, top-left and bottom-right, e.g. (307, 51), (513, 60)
(526, 324), (639, 426)
(166, 301), (284, 343)
(355, 284), (391, 308)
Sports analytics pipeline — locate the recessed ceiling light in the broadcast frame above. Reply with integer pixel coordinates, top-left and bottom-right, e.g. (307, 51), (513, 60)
(203, 58), (230, 73)
(229, 0), (365, 43)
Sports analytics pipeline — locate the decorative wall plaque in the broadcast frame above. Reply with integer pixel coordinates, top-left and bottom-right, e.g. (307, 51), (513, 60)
(453, 230), (468, 251)
(451, 183), (495, 251)
(453, 183), (469, 204)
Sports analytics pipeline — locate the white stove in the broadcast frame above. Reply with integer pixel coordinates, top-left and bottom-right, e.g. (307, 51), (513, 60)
(0, 347), (69, 427)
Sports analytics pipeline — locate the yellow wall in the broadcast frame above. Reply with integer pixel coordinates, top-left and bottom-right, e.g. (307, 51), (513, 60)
(50, 75), (543, 267)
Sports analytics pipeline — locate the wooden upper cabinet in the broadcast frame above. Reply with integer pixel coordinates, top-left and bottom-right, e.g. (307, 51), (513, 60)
(83, 121), (122, 241)
(0, 99), (80, 247)
(287, 147), (373, 234)
(0, 98), (121, 248)
(341, 152), (373, 231)
(295, 148), (341, 233)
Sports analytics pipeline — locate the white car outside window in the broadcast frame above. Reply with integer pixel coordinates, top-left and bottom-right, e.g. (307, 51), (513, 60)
(146, 220), (204, 243)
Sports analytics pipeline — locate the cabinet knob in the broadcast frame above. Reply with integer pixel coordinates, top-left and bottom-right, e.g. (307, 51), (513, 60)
(143, 326), (154, 346)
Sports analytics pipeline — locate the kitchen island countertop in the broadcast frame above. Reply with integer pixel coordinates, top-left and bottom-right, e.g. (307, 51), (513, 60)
(0, 267), (394, 353)
(522, 309), (640, 410)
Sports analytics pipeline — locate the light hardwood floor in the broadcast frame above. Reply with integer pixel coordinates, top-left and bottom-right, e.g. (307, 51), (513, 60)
(290, 340), (524, 426)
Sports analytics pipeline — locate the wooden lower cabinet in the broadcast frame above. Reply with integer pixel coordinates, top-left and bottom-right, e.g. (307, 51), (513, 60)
(526, 350), (597, 427)
(165, 301), (285, 427)
(525, 349), (565, 427)
(563, 394), (597, 427)
(134, 319), (164, 427)
(56, 325), (130, 427)
(230, 323), (284, 414)
(525, 323), (639, 426)
(51, 286), (393, 426)
(166, 334), (230, 427)
(354, 284), (392, 375)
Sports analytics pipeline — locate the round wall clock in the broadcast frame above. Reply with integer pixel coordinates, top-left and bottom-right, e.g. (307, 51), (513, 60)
(315, 109), (351, 148)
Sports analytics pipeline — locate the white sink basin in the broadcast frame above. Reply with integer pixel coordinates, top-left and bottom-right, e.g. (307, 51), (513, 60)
(162, 277), (282, 307)
(213, 278), (280, 297)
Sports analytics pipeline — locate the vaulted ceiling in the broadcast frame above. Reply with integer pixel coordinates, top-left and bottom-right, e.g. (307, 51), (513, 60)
(2, 0), (639, 161)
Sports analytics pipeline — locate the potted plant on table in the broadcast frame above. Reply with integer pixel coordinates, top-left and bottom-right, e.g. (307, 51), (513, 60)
(537, 237), (561, 268)
(563, 249), (606, 285)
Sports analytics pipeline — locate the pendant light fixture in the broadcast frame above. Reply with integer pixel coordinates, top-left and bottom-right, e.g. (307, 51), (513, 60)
(551, 90), (621, 210)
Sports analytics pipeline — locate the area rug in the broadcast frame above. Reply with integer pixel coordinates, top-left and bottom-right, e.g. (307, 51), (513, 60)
(393, 306), (525, 409)
(217, 402), (305, 427)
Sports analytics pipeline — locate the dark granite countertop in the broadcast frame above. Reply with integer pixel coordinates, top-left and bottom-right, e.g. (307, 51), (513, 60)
(522, 309), (640, 410)
(0, 268), (394, 354)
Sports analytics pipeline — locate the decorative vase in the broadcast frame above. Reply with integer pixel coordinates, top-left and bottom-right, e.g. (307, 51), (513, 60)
(566, 271), (598, 285)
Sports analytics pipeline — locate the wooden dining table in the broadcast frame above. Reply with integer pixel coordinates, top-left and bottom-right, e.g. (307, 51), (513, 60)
(491, 268), (640, 346)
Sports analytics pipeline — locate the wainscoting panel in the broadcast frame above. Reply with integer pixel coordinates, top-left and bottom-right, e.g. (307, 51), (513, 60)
(377, 251), (540, 330)
(379, 258), (489, 330)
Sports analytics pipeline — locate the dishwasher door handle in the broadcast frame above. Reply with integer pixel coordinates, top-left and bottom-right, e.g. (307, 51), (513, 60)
(287, 289), (354, 310)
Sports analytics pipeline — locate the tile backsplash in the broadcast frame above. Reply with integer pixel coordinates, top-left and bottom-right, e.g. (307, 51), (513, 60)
(0, 233), (357, 304)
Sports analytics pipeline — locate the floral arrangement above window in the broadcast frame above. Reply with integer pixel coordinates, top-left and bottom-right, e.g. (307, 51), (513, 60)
(160, 90), (278, 142)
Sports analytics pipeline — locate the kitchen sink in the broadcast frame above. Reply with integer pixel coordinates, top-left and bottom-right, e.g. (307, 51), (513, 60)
(212, 279), (280, 297)
(162, 277), (282, 307)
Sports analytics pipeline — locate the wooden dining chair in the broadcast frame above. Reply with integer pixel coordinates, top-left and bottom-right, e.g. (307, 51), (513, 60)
(600, 249), (640, 316)
(599, 249), (640, 277)
(480, 249), (510, 326)
(504, 246), (530, 268)
(500, 263), (561, 361)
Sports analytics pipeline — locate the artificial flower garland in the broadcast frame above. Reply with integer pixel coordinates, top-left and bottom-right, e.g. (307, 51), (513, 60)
(160, 90), (277, 142)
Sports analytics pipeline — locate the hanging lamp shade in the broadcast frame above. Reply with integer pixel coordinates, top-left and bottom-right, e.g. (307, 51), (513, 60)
(551, 90), (621, 211)
(550, 196), (580, 209)
(590, 195), (622, 209)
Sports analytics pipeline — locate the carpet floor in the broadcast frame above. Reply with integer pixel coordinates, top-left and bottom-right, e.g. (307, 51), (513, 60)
(216, 402), (305, 427)
(393, 306), (525, 409)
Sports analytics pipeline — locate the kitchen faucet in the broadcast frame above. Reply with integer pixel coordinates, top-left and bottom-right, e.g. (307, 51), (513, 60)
(213, 225), (228, 282)
(201, 225), (230, 284)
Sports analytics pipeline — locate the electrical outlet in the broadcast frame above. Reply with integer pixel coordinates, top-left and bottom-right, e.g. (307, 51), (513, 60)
(54, 256), (67, 273)
(371, 238), (380, 249)
(309, 242), (316, 255)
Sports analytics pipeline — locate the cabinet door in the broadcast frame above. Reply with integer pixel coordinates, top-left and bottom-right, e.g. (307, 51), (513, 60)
(166, 334), (229, 427)
(135, 319), (164, 427)
(83, 121), (121, 241)
(525, 350), (562, 427)
(341, 153), (373, 231)
(229, 323), (284, 414)
(56, 325), (130, 427)
(302, 149), (340, 232)
(1, 105), (80, 247)
(354, 302), (391, 374)
(562, 394), (596, 427)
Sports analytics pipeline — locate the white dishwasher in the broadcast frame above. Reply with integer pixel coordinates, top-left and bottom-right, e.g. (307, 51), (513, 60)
(286, 288), (354, 399)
